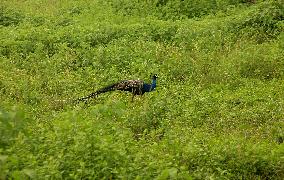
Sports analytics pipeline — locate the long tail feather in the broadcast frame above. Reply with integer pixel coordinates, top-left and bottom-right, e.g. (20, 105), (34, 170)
(75, 83), (117, 103)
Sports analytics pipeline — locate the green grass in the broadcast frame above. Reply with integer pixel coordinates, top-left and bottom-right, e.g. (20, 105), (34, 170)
(0, 0), (284, 179)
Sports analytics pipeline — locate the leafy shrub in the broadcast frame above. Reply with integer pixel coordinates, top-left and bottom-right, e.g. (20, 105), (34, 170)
(0, 7), (24, 26)
(0, 109), (29, 148)
(232, 0), (284, 42)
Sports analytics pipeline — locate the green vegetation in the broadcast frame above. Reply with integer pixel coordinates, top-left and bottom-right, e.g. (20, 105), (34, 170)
(1, 0), (284, 179)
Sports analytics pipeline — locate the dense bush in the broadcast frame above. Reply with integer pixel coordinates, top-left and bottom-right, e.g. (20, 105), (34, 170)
(107, 0), (260, 20)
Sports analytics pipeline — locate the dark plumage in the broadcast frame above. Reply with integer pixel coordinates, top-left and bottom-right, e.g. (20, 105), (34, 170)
(77, 74), (158, 102)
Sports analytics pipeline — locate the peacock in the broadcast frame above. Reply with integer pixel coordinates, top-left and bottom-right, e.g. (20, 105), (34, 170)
(76, 74), (158, 102)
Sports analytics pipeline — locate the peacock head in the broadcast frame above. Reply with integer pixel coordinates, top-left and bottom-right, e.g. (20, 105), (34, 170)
(151, 74), (158, 80)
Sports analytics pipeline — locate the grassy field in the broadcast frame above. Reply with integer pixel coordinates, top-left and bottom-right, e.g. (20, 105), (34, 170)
(0, 0), (284, 179)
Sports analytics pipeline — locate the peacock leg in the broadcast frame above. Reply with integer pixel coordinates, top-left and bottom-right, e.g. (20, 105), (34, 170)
(132, 94), (135, 102)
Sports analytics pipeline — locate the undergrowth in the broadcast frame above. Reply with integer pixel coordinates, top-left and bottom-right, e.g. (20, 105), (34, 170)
(0, 0), (284, 179)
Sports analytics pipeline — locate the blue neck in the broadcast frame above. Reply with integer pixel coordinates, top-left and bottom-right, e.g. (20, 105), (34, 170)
(151, 79), (157, 89)
(142, 78), (157, 92)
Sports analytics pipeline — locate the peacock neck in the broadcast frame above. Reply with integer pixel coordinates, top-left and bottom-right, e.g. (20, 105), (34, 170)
(151, 79), (157, 89)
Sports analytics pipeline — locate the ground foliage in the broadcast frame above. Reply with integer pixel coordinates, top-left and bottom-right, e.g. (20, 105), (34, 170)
(0, 0), (284, 179)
